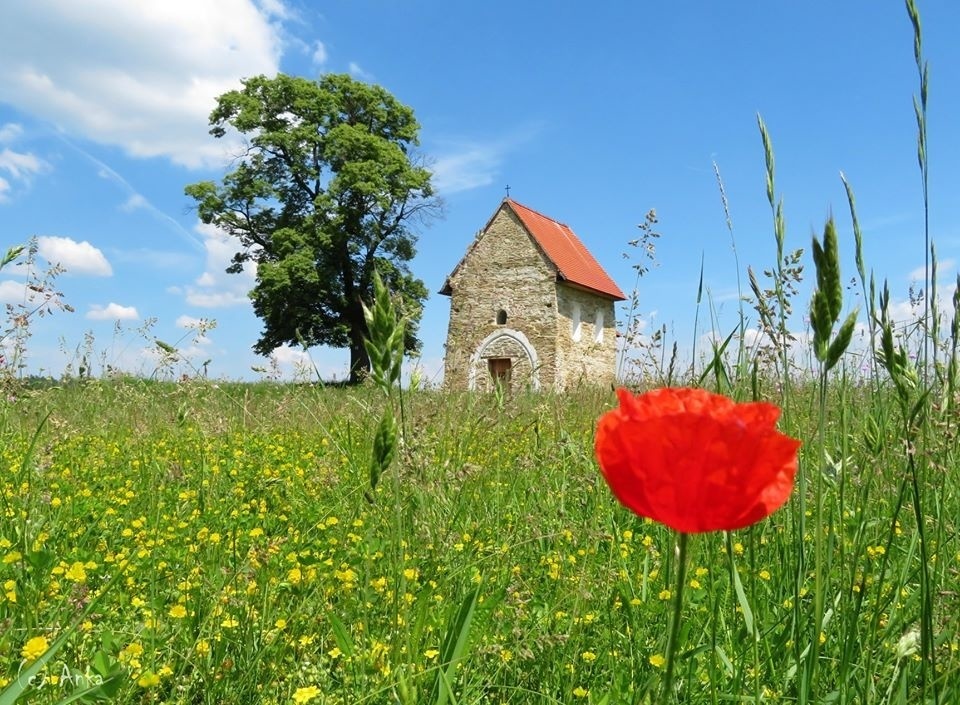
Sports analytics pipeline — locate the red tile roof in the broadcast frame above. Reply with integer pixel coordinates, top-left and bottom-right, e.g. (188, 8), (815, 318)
(505, 199), (626, 300)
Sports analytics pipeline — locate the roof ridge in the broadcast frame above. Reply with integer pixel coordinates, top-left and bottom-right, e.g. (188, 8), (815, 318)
(505, 198), (570, 229)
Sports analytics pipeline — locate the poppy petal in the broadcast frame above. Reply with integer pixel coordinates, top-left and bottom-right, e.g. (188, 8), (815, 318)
(595, 388), (801, 533)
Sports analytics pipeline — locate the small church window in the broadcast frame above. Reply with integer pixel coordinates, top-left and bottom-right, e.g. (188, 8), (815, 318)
(595, 309), (604, 343)
(571, 303), (582, 342)
(496, 309), (507, 325)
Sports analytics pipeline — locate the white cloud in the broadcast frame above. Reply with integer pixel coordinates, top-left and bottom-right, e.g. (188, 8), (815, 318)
(119, 193), (149, 212)
(174, 315), (216, 346)
(883, 294), (933, 327)
(37, 236), (112, 276)
(0, 279), (27, 303)
(0, 148), (44, 179)
(431, 147), (500, 194)
(429, 126), (541, 195)
(348, 61), (374, 81)
(179, 344), (212, 360)
(261, 344), (348, 381)
(0, 145), (48, 200)
(0, 0), (284, 169)
(312, 41), (328, 66)
(908, 259), (955, 282)
(184, 222), (256, 308)
(270, 343), (309, 366)
(881, 285), (958, 332)
(176, 315), (205, 329)
(257, 0), (292, 20)
(0, 123), (23, 143)
(742, 327), (771, 349)
(87, 302), (138, 320)
(187, 290), (251, 308)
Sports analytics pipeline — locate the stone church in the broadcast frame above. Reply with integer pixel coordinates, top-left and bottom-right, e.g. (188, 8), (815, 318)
(440, 198), (626, 391)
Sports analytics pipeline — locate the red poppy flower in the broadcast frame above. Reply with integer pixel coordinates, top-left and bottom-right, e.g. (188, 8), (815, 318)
(595, 388), (801, 533)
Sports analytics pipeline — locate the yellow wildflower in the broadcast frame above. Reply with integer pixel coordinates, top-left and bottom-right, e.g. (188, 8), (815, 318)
(293, 685), (321, 703)
(65, 561), (87, 583)
(22, 635), (49, 663)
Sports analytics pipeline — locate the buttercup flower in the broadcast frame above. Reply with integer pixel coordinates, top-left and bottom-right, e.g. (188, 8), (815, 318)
(21, 635), (49, 663)
(595, 388), (801, 533)
(293, 685), (321, 704)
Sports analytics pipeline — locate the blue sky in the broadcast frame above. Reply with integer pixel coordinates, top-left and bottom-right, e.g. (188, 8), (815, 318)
(1, 1), (958, 382)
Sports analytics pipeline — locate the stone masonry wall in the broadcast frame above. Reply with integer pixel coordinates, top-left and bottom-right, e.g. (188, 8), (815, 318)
(443, 206), (559, 391)
(554, 284), (619, 389)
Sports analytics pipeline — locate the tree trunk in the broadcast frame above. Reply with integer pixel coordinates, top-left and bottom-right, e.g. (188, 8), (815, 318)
(347, 299), (370, 384)
(349, 335), (370, 384)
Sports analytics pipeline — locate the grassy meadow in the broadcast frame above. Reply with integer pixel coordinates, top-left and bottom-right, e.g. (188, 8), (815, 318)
(1, 339), (959, 705)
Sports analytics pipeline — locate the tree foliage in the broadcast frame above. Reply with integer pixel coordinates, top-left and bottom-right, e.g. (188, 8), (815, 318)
(185, 73), (438, 382)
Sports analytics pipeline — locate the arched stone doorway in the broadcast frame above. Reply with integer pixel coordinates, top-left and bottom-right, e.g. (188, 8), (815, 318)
(467, 329), (540, 391)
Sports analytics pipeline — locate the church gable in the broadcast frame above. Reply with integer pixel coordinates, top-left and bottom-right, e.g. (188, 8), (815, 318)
(441, 199), (623, 391)
(440, 201), (555, 297)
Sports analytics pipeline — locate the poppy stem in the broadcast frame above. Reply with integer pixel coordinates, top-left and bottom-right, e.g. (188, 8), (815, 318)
(662, 531), (689, 702)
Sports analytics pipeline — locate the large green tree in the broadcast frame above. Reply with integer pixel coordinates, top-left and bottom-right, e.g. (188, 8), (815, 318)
(186, 73), (438, 382)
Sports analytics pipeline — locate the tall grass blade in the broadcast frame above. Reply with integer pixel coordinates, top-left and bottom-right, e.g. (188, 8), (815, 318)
(432, 587), (480, 705)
